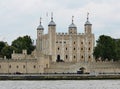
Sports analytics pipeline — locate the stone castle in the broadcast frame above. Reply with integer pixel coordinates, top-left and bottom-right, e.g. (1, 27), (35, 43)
(36, 14), (94, 63)
(0, 13), (120, 74)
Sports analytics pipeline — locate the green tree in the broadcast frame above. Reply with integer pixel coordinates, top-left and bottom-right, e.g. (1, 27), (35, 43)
(115, 39), (120, 61)
(0, 41), (7, 57)
(1, 46), (16, 59)
(93, 35), (116, 61)
(11, 35), (35, 54)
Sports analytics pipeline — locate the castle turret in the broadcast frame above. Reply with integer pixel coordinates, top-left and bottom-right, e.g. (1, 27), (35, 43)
(84, 13), (92, 34)
(48, 13), (56, 62)
(68, 16), (77, 34)
(36, 18), (44, 51)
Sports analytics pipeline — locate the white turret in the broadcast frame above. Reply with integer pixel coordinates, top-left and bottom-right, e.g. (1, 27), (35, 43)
(68, 16), (77, 34)
(48, 13), (56, 62)
(36, 17), (44, 51)
(84, 13), (92, 34)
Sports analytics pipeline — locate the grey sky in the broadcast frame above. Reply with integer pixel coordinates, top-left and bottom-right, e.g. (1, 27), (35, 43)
(0, 0), (120, 44)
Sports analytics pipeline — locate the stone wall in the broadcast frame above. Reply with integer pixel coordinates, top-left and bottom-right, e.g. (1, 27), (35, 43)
(44, 61), (120, 73)
(0, 54), (51, 74)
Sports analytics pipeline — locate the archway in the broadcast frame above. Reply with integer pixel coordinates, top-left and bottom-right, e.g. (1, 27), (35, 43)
(56, 55), (60, 62)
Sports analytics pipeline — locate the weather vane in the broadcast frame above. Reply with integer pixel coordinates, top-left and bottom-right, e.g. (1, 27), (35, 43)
(51, 12), (53, 21)
(87, 12), (89, 21)
(40, 17), (42, 24)
(72, 16), (74, 23)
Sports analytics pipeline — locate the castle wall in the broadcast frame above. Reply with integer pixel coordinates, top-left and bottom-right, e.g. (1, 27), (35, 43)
(44, 62), (120, 73)
(0, 54), (51, 74)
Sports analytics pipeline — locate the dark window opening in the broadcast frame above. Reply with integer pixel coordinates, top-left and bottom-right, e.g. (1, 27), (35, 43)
(74, 56), (76, 59)
(17, 65), (19, 68)
(89, 48), (90, 51)
(81, 48), (83, 50)
(23, 65), (25, 68)
(66, 55), (68, 59)
(81, 56), (83, 59)
(9, 65), (11, 68)
(56, 55), (64, 62)
(66, 48), (67, 50)
(34, 65), (36, 68)
(74, 48), (75, 50)
(89, 56), (91, 58)
(58, 47), (59, 50)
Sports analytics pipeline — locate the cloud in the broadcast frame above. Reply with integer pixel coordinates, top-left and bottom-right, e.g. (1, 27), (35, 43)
(0, 0), (120, 44)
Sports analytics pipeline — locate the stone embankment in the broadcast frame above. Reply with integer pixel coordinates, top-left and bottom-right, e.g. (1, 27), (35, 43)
(0, 74), (120, 80)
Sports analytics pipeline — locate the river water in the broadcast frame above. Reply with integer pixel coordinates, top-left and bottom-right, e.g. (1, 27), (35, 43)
(0, 80), (119, 89)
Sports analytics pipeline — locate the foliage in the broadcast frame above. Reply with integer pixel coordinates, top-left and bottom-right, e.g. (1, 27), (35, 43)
(11, 35), (35, 54)
(115, 39), (120, 61)
(93, 35), (119, 61)
(1, 46), (16, 59)
(0, 41), (7, 57)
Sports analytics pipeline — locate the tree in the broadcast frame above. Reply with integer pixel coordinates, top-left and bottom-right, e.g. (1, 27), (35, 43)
(115, 39), (120, 61)
(0, 41), (7, 57)
(93, 35), (116, 61)
(11, 35), (35, 54)
(1, 46), (16, 59)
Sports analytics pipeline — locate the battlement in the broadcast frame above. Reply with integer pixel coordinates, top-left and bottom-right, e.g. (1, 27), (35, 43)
(57, 32), (69, 36)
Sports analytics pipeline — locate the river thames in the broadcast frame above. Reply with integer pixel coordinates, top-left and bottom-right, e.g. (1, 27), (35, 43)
(0, 80), (119, 89)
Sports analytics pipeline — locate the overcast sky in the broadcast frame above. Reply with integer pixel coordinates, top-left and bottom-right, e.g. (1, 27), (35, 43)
(0, 0), (120, 44)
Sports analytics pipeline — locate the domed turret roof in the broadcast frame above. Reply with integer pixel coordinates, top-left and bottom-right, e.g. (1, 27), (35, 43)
(85, 20), (91, 25)
(85, 13), (92, 26)
(69, 16), (77, 28)
(37, 24), (44, 30)
(48, 13), (56, 26)
(37, 18), (44, 30)
(48, 20), (56, 26)
(69, 23), (76, 28)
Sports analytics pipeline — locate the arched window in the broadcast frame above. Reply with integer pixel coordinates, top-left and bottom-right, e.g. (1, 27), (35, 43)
(66, 48), (67, 50)
(89, 48), (90, 51)
(81, 48), (83, 50)
(17, 65), (19, 68)
(89, 56), (91, 59)
(74, 42), (75, 44)
(34, 65), (36, 68)
(74, 48), (75, 50)
(66, 55), (68, 59)
(74, 56), (76, 59)
(81, 56), (83, 59)
(23, 65), (25, 68)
